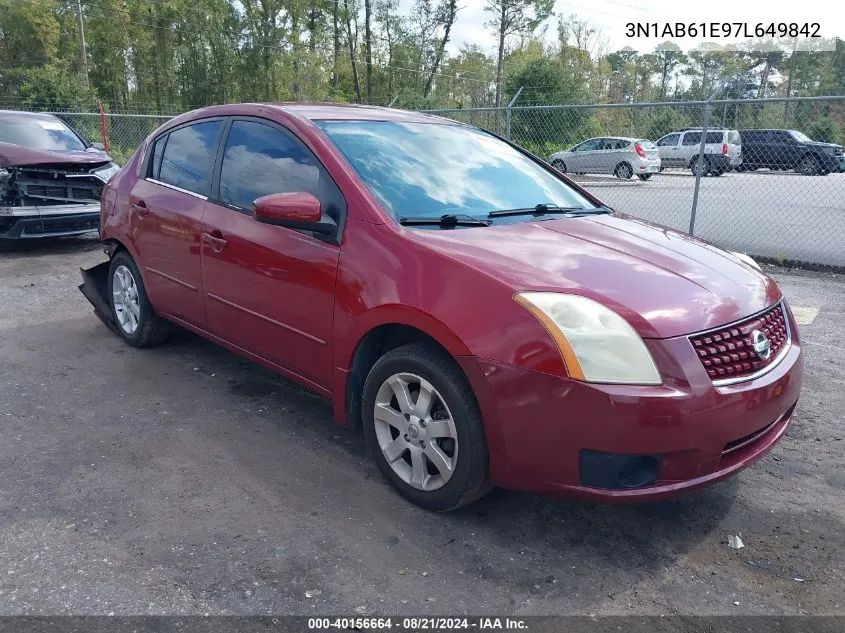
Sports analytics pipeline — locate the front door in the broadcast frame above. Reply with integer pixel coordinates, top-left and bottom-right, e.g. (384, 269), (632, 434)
(127, 118), (224, 327)
(201, 118), (344, 389)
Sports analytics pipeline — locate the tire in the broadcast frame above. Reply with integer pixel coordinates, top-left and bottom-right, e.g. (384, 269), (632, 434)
(614, 162), (633, 179)
(690, 156), (711, 177)
(551, 159), (567, 173)
(361, 342), (490, 512)
(712, 169), (725, 177)
(108, 250), (171, 347)
(636, 174), (652, 181)
(798, 154), (821, 176)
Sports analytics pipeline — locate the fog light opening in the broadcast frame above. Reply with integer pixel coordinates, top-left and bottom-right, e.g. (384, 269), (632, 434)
(618, 456), (661, 489)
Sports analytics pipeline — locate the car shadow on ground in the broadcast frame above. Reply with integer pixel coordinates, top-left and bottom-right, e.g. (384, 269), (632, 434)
(158, 327), (741, 581)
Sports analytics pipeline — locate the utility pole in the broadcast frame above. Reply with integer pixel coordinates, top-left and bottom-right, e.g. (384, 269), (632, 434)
(76, 0), (89, 90)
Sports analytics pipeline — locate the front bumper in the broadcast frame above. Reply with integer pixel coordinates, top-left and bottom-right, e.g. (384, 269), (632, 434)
(0, 203), (100, 239)
(459, 314), (803, 502)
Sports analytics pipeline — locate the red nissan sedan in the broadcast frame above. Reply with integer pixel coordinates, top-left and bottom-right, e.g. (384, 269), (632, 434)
(80, 103), (803, 511)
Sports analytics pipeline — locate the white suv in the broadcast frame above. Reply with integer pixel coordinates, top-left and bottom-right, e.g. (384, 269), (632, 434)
(656, 128), (742, 176)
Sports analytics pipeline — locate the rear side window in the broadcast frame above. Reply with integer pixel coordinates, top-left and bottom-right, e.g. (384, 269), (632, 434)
(682, 132), (701, 145)
(218, 120), (322, 212)
(150, 136), (167, 180)
(705, 131), (723, 144)
(158, 120), (223, 197)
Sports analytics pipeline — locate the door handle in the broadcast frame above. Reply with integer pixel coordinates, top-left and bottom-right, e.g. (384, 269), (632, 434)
(202, 230), (228, 253)
(130, 198), (149, 217)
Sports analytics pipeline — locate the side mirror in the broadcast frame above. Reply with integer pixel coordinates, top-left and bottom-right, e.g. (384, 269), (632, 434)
(91, 142), (106, 150)
(252, 192), (335, 235)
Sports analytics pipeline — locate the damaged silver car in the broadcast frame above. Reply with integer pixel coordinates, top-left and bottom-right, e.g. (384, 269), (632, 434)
(0, 110), (120, 241)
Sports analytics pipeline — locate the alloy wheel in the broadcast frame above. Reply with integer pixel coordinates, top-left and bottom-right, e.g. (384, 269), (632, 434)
(372, 372), (459, 491)
(112, 264), (140, 335)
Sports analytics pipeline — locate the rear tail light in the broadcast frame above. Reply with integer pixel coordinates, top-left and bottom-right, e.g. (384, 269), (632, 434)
(635, 143), (646, 158)
(722, 143), (728, 155)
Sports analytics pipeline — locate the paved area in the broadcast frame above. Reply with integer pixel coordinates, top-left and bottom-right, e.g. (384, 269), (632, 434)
(574, 170), (845, 267)
(0, 237), (843, 616)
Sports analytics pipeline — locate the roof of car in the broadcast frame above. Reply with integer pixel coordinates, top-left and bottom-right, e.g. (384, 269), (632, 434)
(271, 102), (454, 123)
(166, 102), (459, 126)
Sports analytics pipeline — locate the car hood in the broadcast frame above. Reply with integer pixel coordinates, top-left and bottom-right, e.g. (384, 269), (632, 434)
(413, 213), (781, 339)
(0, 142), (112, 169)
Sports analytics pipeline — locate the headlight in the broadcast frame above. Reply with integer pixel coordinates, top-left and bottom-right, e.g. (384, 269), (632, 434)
(93, 162), (120, 182)
(514, 292), (662, 385)
(730, 251), (761, 271)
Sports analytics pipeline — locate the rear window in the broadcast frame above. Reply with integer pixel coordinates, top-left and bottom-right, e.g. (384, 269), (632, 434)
(727, 130), (741, 144)
(637, 140), (657, 149)
(158, 120), (223, 197)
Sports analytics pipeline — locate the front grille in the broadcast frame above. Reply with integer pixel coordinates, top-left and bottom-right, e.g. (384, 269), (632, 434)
(689, 303), (789, 382)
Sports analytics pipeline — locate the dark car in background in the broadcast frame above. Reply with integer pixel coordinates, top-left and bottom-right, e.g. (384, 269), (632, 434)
(738, 129), (843, 176)
(0, 110), (120, 241)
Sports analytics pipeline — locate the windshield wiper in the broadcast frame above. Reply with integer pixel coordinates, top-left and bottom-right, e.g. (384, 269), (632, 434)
(399, 213), (492, 228)
(488, 203), (611, 218)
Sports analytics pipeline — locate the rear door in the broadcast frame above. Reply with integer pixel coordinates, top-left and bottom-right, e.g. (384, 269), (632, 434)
(602, 139), (628, 173)
(200, 117), (344, 389)
(127, 118), (224, 327)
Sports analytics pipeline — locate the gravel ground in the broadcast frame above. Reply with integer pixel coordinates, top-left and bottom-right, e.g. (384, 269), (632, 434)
(0, 235), (843, 616)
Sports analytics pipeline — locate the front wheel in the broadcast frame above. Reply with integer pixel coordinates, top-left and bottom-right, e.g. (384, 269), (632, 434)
(108, 251), (171, 347)
(798, 155), (821, 176)
(551, 159), (567, 173)
(362, 343), (490, 511)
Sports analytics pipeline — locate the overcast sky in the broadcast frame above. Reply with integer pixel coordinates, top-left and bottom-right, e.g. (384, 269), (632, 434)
(395, 0), (844, 57)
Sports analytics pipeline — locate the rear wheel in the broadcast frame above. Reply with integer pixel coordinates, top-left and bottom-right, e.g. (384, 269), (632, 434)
(361, 343), (490, 511)
(108, 251), (171, 347)
(798, 154), (821, 176)
(551, 159), (567, 173)
(690, 156), (711, 177)
(614, 162), (633, 179)
(636, 174), (652, 181)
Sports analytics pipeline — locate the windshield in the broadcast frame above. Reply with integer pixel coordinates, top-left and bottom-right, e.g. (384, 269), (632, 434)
(0, 116), (87, 151)
(789, 130), (813, 143)
(316, 120), (597, 221)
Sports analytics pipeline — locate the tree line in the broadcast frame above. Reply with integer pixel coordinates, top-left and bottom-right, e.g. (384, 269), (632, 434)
(0, 0), (843, 130)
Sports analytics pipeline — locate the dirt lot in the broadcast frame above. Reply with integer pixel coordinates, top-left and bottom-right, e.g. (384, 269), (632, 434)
(0, 236), (843, 616)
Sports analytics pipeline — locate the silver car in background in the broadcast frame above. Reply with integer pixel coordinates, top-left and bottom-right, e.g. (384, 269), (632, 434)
(549, 137), (661, 180)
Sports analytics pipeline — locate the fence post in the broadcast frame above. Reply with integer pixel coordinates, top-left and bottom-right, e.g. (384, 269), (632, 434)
(97, 100), (109, 153)
(689, 94), (715, 236)
(505, 87), (523, 141)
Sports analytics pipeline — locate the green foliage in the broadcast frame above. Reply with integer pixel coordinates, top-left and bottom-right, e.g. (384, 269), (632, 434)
(805, 116), (843, 144)
(15, 64), (98, 110)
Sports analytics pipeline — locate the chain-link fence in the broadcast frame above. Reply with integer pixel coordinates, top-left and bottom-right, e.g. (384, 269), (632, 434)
(7, 96), (845, 267)
(425, 96), (845, 268)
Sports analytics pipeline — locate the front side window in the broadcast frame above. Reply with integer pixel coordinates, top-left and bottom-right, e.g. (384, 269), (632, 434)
(0, 115), (87, 151)
(158, 120), (222, 196)
(658, 133), (680, 146)
(316, 120), (597, 221)
(576, 139), (601, 152)
(789, 130), (812, 143)
(218, 120), (321, 211)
